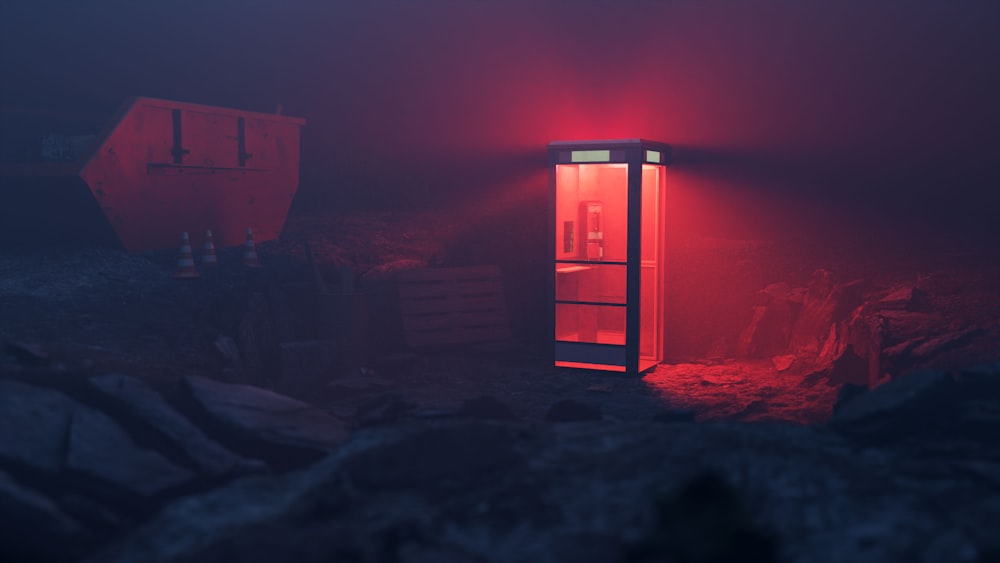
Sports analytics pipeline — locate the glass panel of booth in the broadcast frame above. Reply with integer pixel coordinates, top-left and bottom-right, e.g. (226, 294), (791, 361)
(639, 164), (665, 363)
(554, 163), (628, 262)
(554, 162), (629, 348)
(555, 303), (626, 345)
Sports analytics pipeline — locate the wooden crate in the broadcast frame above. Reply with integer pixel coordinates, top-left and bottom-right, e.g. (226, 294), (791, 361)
(397, 265), (511, 348)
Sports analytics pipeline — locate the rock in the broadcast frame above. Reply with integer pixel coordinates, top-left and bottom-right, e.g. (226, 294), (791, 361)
(0, 379), (77, 473)
(89, 374), (265, 478)
(826, 344), (870, 386)
(830, 369), (950, 423)
(877, 285), (928, 311)
(66, 399), (196, 497)
(787, 271), (865, 357)
(734, 399), (769, 419)
(3, 339), (51, 366)
(0, 469), (91, 563)
(546, 399), (602, 422)
(58, 494), (128, 534)
(86, 418), (1000, 563)
(213, 335), (243, 379)
(0, 379), (194, 497)
(881, 328), (987, 379)
(827, 368), (995, 445)
(87, 466), (325, 563)
(457, 395), (518, 421)
(910, 328), (984, 359)
(771, 354), (796, 372)
(736, 299), (795, 359)
(760, 281), (792, 302)
(183, 376), (349, 457)
(0, 380), (193, 497)
(832, 383), (868, 414)
(354, 393), (417, 427)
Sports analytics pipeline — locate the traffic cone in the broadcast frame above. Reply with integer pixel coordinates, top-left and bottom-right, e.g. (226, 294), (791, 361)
(242, 228), (261, 268)
(172, 232), (200, 279)
(201, 229), (218, 268)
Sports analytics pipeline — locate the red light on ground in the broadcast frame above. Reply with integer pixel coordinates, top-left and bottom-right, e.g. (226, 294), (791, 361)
(555, 361), (627, 373)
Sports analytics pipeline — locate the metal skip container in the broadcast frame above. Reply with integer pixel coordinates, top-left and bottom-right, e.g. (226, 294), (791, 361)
(0, 97), (305, 252)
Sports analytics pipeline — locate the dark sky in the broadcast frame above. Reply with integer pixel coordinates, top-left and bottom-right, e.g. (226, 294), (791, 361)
(3, 0), (999, 248)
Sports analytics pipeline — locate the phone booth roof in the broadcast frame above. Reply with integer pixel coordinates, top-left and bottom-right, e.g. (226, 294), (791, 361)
(547, 139), (672, 165)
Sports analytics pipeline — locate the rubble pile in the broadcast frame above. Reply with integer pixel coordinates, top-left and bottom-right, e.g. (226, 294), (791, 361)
(1, 365), (996, 563)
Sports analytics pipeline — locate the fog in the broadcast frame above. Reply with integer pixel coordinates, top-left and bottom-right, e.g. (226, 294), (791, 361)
(3, 0), (999, 250)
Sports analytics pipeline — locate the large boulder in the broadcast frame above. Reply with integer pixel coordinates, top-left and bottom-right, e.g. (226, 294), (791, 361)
(0, 380), (193, 497)
(89, 374), (265, 478)
(0, 379), (77, 473)
(182, 376), (348, 468)
(88, 419), (999, 563)
(736, 282), (798, 359)
(0, 469), (90, 563)
(787, 270), (865, 358)
(830, 365), (1000, 446)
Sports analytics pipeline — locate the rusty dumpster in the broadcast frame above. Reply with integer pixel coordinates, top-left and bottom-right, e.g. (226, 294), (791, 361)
(0, 97), (305, 252)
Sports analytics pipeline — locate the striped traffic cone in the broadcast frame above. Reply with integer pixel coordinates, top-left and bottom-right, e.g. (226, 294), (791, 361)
(172, 232), (200, 279)
(242, 228), (261, 268)
(201, 229), (218, 268)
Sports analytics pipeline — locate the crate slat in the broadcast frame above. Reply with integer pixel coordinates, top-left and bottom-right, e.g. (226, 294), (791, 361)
(397, 266), (511, 348)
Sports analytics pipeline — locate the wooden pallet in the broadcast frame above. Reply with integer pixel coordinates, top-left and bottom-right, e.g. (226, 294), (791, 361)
(397, 265), (511, 348)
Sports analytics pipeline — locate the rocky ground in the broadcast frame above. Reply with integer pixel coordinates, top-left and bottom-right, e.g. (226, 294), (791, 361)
(2, 209), (999, 562)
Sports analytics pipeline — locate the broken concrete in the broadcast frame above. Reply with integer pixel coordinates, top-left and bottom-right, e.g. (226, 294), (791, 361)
(183, 376), (348, 455)
(89, 374), (264, 478)
(88, 388), (1000, 563)
(0, 469), (90, 563)
(0, 379), (193, 498)
(64, 398), (195, 498)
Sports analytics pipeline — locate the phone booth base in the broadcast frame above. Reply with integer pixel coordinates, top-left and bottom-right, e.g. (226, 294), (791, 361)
(548, 139), (670, 376)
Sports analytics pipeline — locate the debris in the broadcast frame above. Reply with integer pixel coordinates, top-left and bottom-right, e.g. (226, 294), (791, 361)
(213, 335), (243, 381)
(771, 354), (796, 372)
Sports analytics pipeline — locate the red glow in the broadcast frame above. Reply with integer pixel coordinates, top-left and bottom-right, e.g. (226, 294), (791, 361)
(555, 361), (626, 373)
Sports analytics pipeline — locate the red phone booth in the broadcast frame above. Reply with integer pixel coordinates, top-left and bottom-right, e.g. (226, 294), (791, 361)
(548, 139), (670, 375)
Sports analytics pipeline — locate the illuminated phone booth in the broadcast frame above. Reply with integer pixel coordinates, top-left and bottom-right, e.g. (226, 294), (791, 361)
(548, 139), (670, 375)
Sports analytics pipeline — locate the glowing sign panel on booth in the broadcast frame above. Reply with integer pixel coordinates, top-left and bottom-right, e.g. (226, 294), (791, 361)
(549, 140), (670, 375)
